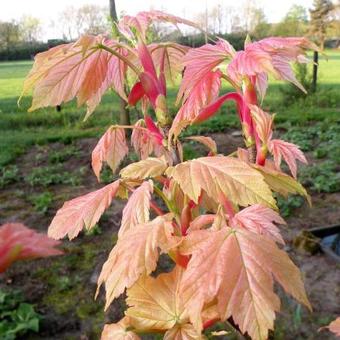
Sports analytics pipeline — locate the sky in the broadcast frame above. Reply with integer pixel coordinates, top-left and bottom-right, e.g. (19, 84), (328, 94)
(1, 0), (314, 40)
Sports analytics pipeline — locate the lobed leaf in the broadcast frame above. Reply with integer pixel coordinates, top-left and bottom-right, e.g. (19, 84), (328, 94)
(120, 157), (168, 180)
(119, 181), (153, 238)
(126, 266), (188, 331)
(101, 317), (140, 340)
(180, 227), (311, 339)
(177, 39), (235, 104)
(230, 204), (285, 244)
(97, 215), (177, 309)
(118, 10), (200, 41)
(21, 35), (131, 117)
(327, 317), (340, 337)
(170, 70), (221, 140)
(253, 164), (311, 204)
(227, 37), (319, 95)
(269, 139), (307, 179)
(150, 43), (189, 83)
(48, 180), (121, 240)
(166, 156), (276, 209)
(92, 126), (129, 181)
(186, 136), (217, 155)
(249, 105), (274, 145)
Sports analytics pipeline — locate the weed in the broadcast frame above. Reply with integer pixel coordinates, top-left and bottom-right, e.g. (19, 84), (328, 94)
(0, 288), (40, 340)
(84, 224), (102, 236)
(26, 164), (81, 187)
(48, 145), (81, 164)
(277, 195), (304, 218)
(299, 161), (340, 193)
(29, 192), (53, 214)
(0, 165), (20, 188)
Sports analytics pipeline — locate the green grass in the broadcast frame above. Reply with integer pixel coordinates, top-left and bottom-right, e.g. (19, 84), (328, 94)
(0, 49), (339, 166)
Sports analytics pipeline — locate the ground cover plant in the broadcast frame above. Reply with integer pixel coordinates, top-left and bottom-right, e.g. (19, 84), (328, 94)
(17, 10), (335, 340)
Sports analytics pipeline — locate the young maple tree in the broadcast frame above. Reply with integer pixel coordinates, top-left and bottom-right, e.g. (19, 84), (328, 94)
(22, 10), (320, 340)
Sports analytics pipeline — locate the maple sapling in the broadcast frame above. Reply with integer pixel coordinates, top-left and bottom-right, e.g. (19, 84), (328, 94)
(23, 10), (319, 340)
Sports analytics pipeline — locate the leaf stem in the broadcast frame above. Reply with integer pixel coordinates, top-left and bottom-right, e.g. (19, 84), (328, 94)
(153, 185), (177, 214)
(150, 200), (164, 216)
(97, 43), (140, 75)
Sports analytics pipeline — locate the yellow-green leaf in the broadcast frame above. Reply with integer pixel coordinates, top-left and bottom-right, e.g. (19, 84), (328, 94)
(166, 156), (276, 209)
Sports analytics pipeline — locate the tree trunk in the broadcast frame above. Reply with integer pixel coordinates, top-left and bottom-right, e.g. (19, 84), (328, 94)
(312, 51), (318, 93)
(109, 0), (131, 126)
(109, 0), (118, 20)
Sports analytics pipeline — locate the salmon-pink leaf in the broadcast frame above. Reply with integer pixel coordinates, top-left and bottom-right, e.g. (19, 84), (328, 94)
(227, 37), (319, 94)
(150, 43), (189, 83)
(170, 70), (222, 139)
(325, 317), (340, 337)
(126, 266), (187, 331)
(231, 204), (285, 244)
(249, 105), (274, 145)
(0, 223), (63, 273)
(97, 215), (177, 309)
(131, 120), (154, 159)
(22, 36), (129, 116)
(178, 39), (235, 104)
(48, 180), (121, 240)
(118, 11), (200, 41)
(92, 126), (129, 181)
(269, 139), (307, 178)
(180, 227), (311, 338)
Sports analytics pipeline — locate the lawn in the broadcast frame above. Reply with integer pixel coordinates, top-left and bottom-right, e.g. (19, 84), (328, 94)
(0, 50), (339, 166)
(0, 49), (339, 339)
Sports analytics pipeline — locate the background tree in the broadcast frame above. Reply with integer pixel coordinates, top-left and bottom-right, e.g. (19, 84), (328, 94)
(0, 21), (21, 53)
(327, 0), (340, 45)
(309, 0), (334, 49)
(19, 15), (41, 43)
(59, 5), (109, 41)
(272, 5), (308, 36)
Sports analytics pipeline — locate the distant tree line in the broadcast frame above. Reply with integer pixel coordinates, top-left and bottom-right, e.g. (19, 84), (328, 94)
(0, 0), (339, 61)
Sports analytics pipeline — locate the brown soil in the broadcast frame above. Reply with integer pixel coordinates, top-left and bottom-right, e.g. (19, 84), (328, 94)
(0, 131), (339, 340)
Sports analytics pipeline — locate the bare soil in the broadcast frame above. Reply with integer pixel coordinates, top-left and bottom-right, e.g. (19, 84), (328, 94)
(0, 131), (339, 340)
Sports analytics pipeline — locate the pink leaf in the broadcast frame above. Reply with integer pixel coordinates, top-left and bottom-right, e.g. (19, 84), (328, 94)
(170, 70), (221, 139)
(228, 37), (319, 95)
(326, 317), (340, 337)
(0, 223), (63, 273)
(97, 215), (177, 309)
(177, 39), (235, 104)
(131, 120), (155, 159)
(149, 43), (189, 83)
(269, 139), (307, 178)
(48, 180), (121, 240)
(249, 105), (273, 145)
(118, 10), (199, 41)
(92, 127), (129, 181)
(22, 36), (130, 117)
(230, 204), (285, 244)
